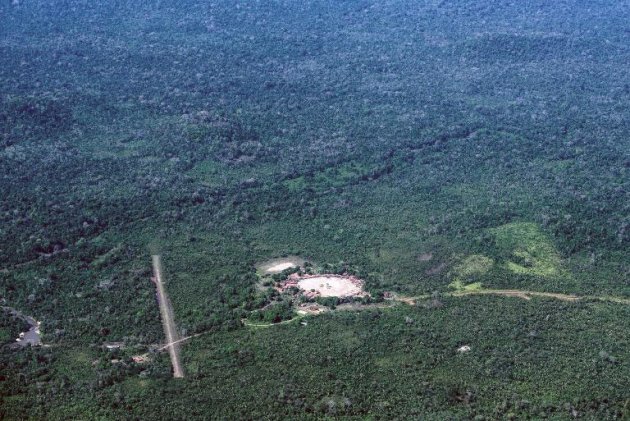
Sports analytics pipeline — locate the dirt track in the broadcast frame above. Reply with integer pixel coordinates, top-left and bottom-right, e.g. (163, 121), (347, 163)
(448, 290), (630, 305)
(144, 280), (628, 351)
(451, 289), (580, 302)
(152, 255), (184, 378)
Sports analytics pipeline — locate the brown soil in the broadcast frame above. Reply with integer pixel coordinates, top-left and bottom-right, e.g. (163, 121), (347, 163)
(279, 273), (369, 299)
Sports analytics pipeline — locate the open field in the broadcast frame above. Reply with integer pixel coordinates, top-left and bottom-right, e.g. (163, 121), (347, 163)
(257, 256), (305, 275)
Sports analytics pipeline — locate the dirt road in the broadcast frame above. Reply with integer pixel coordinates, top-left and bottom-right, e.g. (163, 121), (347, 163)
(451, 289), (580, 301)
(1, 306), (42, 348)
(152, 255), (184, 378)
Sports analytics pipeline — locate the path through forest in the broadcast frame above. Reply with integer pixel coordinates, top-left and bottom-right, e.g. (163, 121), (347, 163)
(142, 283), (629, 355)
(152, 255), (184, 378)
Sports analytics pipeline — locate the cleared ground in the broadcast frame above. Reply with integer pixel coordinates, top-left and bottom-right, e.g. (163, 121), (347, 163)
(151, 255), (184, 378)
(267, 262), (296, 272)
(257, 256), (305, 274)
(298, 276), (364, 297)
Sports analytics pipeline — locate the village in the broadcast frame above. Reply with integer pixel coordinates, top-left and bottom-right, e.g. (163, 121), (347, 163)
(275, 272), (369, 300)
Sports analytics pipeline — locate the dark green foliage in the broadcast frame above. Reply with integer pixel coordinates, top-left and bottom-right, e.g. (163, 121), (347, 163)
(5, 297), (626, 419)
(0, 96), (74, 147)
(251, 301), (295, 324)
(0, 311), (29, 345)
(0, 0), (628, 419)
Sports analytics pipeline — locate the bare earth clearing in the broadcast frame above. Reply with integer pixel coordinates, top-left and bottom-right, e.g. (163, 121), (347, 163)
(267, 262), (296, 272)
(298, 276), (364, 297)
(257, 256), (305, 274)
(278, 273), (369, 299)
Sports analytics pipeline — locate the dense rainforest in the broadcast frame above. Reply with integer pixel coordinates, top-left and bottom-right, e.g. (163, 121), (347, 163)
(0, 0), (628, 419)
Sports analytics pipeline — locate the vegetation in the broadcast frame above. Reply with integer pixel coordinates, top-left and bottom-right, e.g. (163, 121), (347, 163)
(0, 0), (628, 419)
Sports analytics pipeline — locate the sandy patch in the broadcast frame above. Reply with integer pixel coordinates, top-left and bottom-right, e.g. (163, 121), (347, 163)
(267, 262), (297, 272)
(297, 275), (366, 298)
(258, 256), (305, 274)
(296, 303), (328, 315)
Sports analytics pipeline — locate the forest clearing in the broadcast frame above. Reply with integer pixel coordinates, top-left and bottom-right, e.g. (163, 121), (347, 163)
(139, 280), (630, 358)
(151, 255), (184, 378)
(257, 256), (305, 275)
(230, 256), (630, 332)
